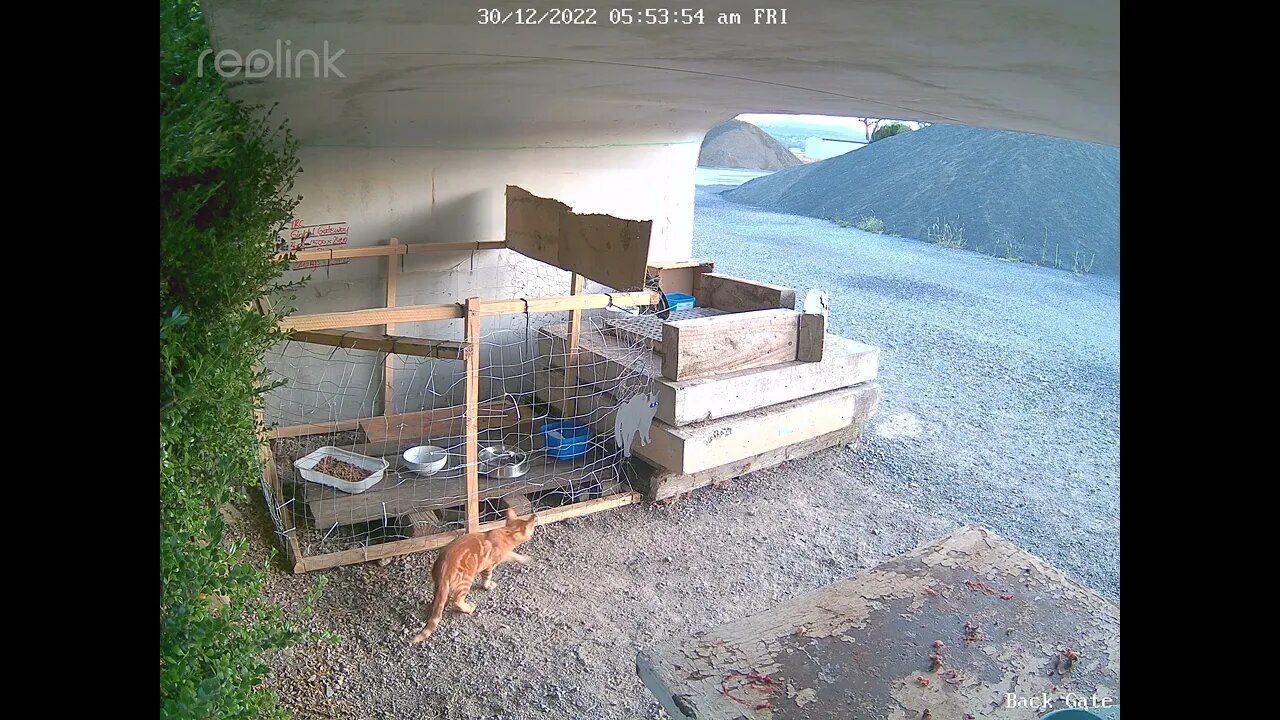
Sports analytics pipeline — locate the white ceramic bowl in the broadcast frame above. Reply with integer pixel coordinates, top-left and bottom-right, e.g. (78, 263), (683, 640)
(402, 445), (448, 475)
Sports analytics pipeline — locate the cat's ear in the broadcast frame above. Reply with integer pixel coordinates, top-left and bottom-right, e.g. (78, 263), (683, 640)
(504, 506), (518, 522)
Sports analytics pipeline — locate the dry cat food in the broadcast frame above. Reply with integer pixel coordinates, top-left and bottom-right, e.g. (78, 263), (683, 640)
(312, 456), (372, 482)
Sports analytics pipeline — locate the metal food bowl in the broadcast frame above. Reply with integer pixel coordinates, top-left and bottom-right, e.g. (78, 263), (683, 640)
(478, 445), (529, 478)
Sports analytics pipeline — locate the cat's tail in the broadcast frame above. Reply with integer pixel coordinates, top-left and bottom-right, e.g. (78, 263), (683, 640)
(411, 560), (450, 645)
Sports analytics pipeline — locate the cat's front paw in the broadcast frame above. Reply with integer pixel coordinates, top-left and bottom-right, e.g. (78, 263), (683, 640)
(483, 579), (498, 590)
(511, 552), (532, 564)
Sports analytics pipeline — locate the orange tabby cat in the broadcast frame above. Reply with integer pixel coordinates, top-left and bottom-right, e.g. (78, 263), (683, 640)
(411, 507), (539, 645)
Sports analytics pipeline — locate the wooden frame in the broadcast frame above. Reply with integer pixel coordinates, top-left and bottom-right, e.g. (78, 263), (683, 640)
(258, 234), (661, 573)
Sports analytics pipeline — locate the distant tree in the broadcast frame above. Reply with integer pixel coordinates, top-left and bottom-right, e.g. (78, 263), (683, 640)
(871, 122), (912, 142)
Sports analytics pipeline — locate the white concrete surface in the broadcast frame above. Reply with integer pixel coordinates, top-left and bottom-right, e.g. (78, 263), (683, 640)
(204, 0), (1119, 421)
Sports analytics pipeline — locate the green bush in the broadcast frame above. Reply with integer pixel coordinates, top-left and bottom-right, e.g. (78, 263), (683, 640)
(160, 1), (308, 717)
(871, 122), (912, 142)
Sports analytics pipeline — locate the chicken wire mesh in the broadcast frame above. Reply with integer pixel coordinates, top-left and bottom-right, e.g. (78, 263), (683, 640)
(257, 249), (667, 565)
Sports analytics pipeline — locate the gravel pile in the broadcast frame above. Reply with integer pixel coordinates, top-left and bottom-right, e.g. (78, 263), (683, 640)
(697, 119), (804, 171)
(723, 124), (1121, 276)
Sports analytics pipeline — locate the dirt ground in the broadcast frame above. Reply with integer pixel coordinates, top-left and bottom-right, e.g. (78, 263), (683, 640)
(233, 444), (954, 720)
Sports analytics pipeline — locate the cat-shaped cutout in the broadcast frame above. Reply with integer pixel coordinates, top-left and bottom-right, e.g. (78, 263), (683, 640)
(411, 507), (539, 645)
(803, 288), (830, 316)
(614, 391), (659, 457)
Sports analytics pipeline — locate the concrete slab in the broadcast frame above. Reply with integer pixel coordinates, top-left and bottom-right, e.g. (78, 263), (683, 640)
(637, 525), (1119, 719)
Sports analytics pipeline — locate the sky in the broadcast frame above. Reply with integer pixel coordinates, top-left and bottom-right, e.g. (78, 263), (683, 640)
(738, 113), (925, 129)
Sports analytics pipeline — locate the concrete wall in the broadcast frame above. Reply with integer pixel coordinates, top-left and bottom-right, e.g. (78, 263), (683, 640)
(263, 141), (698, 428)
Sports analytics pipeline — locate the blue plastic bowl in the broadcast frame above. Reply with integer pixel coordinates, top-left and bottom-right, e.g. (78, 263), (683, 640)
(541, 420), (593, 459)
(663, 292), (696, 311)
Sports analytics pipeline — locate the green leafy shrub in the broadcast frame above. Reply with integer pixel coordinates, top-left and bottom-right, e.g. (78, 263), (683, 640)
(160, 1), (309, 717)
(871, 122), (912, 142)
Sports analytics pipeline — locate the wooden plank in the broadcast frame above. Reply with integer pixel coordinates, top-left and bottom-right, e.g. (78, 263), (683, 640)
(635, 423), (863, 501)
(505, 185), (652, 290)
(464, 298), (481, 533)
(662, 309), (802, 381)
(404, 240), (506, 255)
(701, 273), (797, 312)
(646, 259), (715, 270)
(402, 509), (443, 538)
(256, 407), (301, 570)
(560, 211), (652, 290)
(281, 303), (464, 331)
(646, 260), (715, 296)
(384, 238), (399, 415)
(277, 239), (504, 262)
(267, 418), (363, 440)
(358, 398), (519, 444)
(280, 291), (657, 331)
(504, 185), (568, 268)
(294, 491), (639, 572)
(287, 329), (465, 359)
(797, 312), (827, 362)
(538, 371), (880, 475)
(638, 525), (1121, 720)
(248, 293), (303, 571)
(562, 273), (586, 409)
(661, 383), (881, 475)
(476, 290), (657, 316)
(502, 493), (533, 517)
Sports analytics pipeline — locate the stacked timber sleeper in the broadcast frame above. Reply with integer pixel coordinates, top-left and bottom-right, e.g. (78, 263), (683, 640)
(535, 267), (881, 501)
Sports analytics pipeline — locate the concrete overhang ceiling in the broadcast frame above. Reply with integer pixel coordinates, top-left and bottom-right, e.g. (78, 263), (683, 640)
(203, 0), (1119, 147)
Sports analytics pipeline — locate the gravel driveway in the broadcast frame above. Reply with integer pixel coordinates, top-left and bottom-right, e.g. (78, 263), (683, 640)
(695, 184), (1120, 600)
(247, 184), (1120, 720)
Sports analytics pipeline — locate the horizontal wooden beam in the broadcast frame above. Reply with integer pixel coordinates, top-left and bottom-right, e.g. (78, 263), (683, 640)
(646, 259), (715, 271)
(476, 291), (657, 316)
(287, 329), (465, 359)
(280, 303), (464, 331)
(635, 423), (864, 501)
(279, 291), (658, 331)
(277, 240), (505, 263)
(268, 418), (363, 439)
(293, 491), (640, 572)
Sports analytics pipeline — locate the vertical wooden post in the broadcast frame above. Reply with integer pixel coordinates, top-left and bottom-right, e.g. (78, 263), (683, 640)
(255, 406), (301, 571)
(562, 273), (586, 412)
(251, 295), (303, 570)
(383, 238), (399, 416)
(464, 297), (482, 533)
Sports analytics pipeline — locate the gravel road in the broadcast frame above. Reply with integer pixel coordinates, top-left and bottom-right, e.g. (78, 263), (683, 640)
(243, 183), (1120, 720)
(694, 184), (1120, 600)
